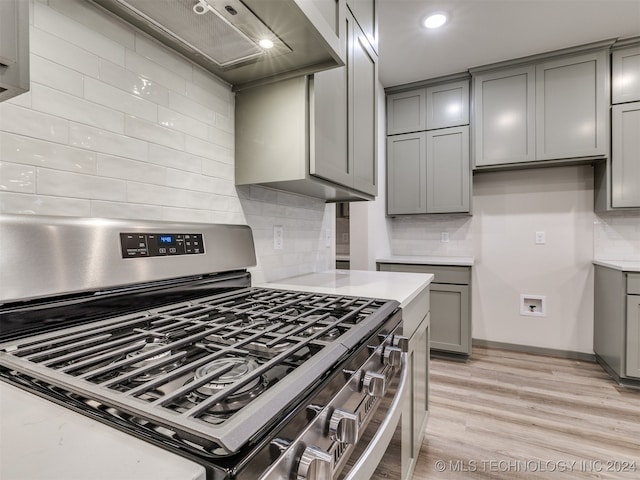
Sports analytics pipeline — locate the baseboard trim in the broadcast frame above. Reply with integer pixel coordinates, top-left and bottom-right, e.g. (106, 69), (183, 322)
(472, 339), (596, 362)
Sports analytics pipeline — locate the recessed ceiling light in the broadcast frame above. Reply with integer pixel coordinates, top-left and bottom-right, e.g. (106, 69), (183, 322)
(423, 12), (448, 29)
(258, 38), (275, 49)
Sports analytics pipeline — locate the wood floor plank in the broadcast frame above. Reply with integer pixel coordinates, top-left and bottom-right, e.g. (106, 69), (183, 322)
(412, 346), (640, 479)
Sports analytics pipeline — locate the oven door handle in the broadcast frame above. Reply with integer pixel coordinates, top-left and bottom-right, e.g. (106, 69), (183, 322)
(342, 352), (410, 480)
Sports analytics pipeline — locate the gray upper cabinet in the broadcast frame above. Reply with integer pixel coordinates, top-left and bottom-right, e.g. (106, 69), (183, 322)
(235, 4), (377, 201)
(611, 102), (640, 208)
(426, 127), (470, 213)
(473, 66), (536, 167)
(386, 78), (471, 215)
(0, 0), (29, 102)
(535, 51), (609, 161)
(387, 133), (427, 215)
(425, 80), (469, 130)
(386, 90), (427, 135)
(347, 0), (378, 54)
(386, 79), (469, 135)
(472, 46), (610, 169)
(312, 8), (378, 197)
(612, 44), (640, 104)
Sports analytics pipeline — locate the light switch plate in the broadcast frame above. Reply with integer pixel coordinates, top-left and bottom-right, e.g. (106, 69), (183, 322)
(535, 231), (545, 245)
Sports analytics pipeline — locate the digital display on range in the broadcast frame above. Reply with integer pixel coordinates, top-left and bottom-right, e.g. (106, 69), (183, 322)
(159, 235), (175, 245)
(120, 232), (205, 258)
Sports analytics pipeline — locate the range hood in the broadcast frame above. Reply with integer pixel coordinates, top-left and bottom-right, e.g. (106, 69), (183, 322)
(91, 0), (345, 90)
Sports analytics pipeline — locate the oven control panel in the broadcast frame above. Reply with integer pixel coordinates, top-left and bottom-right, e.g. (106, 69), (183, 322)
(120, 232), (205, 258)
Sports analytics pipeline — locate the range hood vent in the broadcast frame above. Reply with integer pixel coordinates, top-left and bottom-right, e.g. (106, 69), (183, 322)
(94, 0), (291, 69)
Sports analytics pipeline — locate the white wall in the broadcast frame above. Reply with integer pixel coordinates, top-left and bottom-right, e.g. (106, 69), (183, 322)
(0, 0), (334, 284)
(389, 165), (600, 354)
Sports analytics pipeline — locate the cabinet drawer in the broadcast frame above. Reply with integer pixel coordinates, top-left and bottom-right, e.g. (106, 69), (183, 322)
(378, 263), (470, 285)
(628, 274), (640, 295)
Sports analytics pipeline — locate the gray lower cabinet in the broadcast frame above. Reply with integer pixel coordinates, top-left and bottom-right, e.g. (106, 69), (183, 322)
(387, 127), (470, 215)
(626, 295), (640, 378)
(594, 266), (640, 381)
(398, 287), (430, 480)
(377, 263), (471, 357)
(611, 102), (640, 208)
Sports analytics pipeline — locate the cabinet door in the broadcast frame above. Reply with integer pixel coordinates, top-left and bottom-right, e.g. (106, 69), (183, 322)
(387, 89), (427, 135)
(352, 18), (378, 196)
(473, 66), (536, 166)
(311, 16), (351, 188)
(347, 0), (378, 53)
(612, 102), (640, 208)
(612, 45), (640, 104)
(411, 315), (429, 459)
(426, 126), (470, 213)
(387, 132), (427, 215)
(535, 50), (608, 160)
(626, 296), (640, 379)
(426, 80), (469, 129)
(430, 284), (470, 355)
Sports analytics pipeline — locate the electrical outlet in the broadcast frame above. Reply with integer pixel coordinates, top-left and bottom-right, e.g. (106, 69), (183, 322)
(324, 229), (332, 248)
(440, 232), (450, 243)
(535, 231), (545, 245)
(273, 225), (283, 250)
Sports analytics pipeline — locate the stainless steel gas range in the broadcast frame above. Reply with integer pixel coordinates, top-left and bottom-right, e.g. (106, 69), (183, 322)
(0, 215), (408, 480)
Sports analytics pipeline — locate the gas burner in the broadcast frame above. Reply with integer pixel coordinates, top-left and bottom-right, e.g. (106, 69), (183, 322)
(187, 357), (267, 412)
(125, 341), (183, 382)
(301, 323), (341, 341)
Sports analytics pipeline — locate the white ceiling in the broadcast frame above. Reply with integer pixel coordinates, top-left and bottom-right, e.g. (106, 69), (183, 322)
(378, 0), (640, 87)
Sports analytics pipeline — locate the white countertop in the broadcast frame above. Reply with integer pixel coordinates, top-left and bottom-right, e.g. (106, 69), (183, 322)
(0, 382), (206, 480)
(259, 269), (433, 308)
(593, 260), (640, 272)
(376, 255), (475, 267)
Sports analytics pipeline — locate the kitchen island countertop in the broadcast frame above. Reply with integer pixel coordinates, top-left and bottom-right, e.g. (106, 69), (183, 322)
(593, 260), (640, 272)
(259, 269), (433, 308)
(376, 255), (474, 267)
(0, 382), (206, 480)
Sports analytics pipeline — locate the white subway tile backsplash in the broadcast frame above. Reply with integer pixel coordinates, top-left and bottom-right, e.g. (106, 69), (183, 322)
(214, 113), (234, 134)
(0, 163), (36, 193)
(126, 182), (212, 209)
(161, 206), (216, 224)
(97, 154), (166, 185)
(166, 169), (216, 192)
(31, 55), (84, 96)
(31, 28), (100, 78)
(90, 200), (163, 220)
(168, 92), (215, 125)
(0, 103), (69, 143)
(202, 158), (234, 181)
(85, 78), (158, 122)
(0, 192), (91, 216)
(33, 1), (126, 66)
(125, 50), (187, 94)
(32, 84), (125, 134)
(191, 67), (234, 106)
(69, 123), (148, 161)
(158, 107), (209, 140)
(147, 144), (202, 173)
(209, 126), (234, 150)
(99, 59), (170, 107)
(185, 81), (231, 117)
(134, 34), (194, 82)
(0, 132), (97, 173)
(47, 0), (136, 50)
(38, 168), (127, 202)
(125, 115), (184, 150)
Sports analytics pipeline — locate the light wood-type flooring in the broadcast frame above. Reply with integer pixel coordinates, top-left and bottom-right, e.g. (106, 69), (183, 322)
(412, 346), (640, 479)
